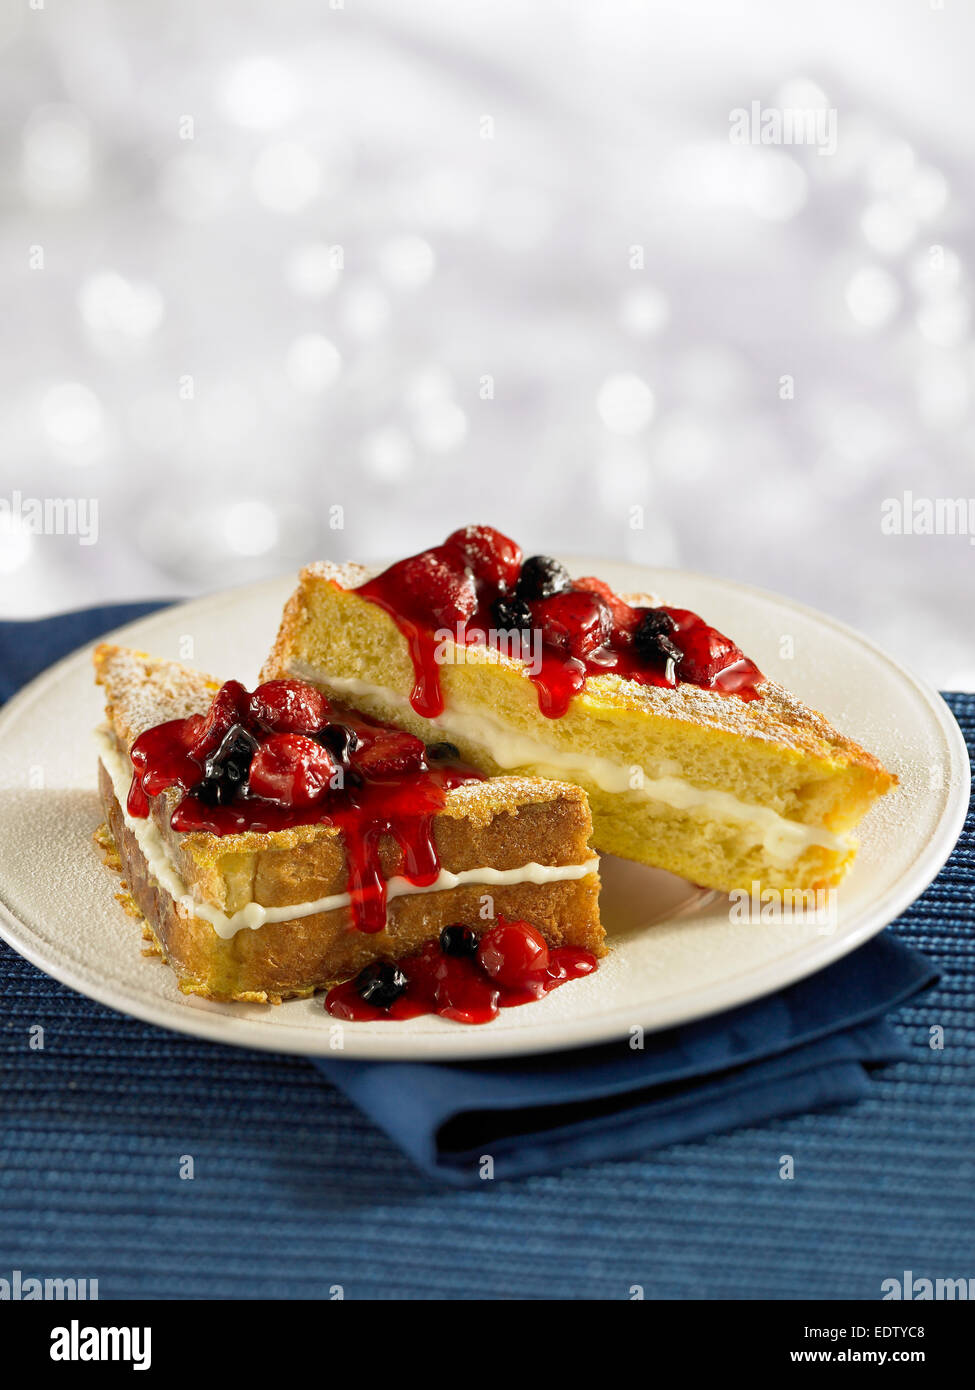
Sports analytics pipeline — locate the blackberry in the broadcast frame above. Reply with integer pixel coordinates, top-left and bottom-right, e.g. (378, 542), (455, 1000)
(190, 778), (224, 807)
(634, 609), (683, 667)
(491, 594), (533, 631)
(425, 740), (461, 762)
(515, 555), (572, 602)
(315, 723), (359, 764)
(439, 924), (479, 958)
(354, 961), (408, 1008)
(198, 723), (258, 803)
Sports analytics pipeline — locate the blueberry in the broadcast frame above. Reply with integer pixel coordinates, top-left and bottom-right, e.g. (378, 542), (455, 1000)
(190, 778), (223, 806)
(315, 723), (359, 764)
(634, 610), (683, 667)
(515, 555), (572, 602)
(354, 962), (408, 1007)
(425, 740), (461, 762)
(491, 594), (533, 631)
(439, 924), (479, 958)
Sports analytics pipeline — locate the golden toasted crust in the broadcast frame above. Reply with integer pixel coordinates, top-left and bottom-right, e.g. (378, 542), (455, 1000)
(92, 644), (604, 1000)
(265, 564), (895, 775)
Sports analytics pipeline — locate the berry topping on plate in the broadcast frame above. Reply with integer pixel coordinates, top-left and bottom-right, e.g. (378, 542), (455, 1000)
(439, 923), (479, 957)
(325, 914), (598, 1024)
(354, 962), (408, 1007)
(477, 917), (550, 988)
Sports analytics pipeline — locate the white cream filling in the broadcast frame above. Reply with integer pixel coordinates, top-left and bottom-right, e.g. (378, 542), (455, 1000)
(95, 730), (598, 940)
(291, 665), (850, 867)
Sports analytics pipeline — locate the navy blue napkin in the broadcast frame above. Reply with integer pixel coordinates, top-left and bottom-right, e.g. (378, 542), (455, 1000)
(0, 601), (165, 703)
(315, 936), (935, 1184)
(0, 604), (940, 1187)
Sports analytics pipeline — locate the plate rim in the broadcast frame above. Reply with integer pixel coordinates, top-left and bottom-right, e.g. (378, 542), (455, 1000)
(0, 565), (969, 1060)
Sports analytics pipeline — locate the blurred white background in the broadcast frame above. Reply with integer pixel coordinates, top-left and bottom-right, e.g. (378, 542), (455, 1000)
(1, 0), (973, 687)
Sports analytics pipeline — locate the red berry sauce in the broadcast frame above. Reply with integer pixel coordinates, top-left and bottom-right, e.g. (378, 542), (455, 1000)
(354, 526), (765, 719)
(126, 678), (482, 933)
(325, 916), (598, 1025)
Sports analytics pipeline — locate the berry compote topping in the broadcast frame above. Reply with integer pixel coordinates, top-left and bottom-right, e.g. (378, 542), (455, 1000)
(325, 915), (598, 1025)
(126, 677), (482, 933)
(354, 526), (765, 719)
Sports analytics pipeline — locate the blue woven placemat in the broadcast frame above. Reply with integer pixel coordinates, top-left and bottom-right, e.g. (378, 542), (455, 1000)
(1, 695), (972, 1300)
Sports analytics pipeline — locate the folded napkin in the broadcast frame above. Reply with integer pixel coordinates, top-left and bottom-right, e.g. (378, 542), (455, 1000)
(0, 604), (940, 1187)
(315, 936), (936, 1184)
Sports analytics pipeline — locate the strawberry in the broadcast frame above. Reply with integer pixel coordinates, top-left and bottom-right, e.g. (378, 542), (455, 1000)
(246, 733), (337, 806)
(250, 679), (329, 734)
(352, 729), (426, 778)
(445, 525), (522, 594)
(574, 576), (642, 639)
(666, 609), (742, 684)
(388, 545), (478, 627)
(186, 680), (251, 761)
(533, 589), (612, 659)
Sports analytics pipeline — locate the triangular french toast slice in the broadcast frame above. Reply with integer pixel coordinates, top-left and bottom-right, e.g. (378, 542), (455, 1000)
(93, 644), (602, 1004)
(261, 530), (896, 896)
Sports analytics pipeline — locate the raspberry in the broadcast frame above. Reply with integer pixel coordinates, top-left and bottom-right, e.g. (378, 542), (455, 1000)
(246, 733), (338, 806)
(353, 729), (427, 777)
(533, 590), (612, 659)
(445, 525), (522, 594)
(186, 681), (251, 760)
(477, 917), (549, 989)
(391, 545), (478, 627)
(515, 554), (572, 602)
(250, 679), (329, 734)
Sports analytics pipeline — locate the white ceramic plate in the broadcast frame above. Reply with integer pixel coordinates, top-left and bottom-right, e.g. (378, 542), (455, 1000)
(0, 565), (968, 1060)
